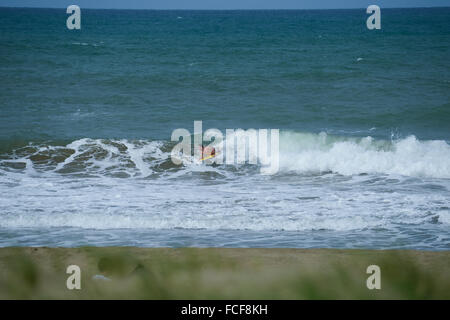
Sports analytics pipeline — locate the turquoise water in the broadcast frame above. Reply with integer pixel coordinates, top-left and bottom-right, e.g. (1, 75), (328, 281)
(0, 8), (449, 249)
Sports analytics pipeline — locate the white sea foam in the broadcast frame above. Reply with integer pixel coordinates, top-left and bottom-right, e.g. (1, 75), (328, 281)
(0, 173), (447, 232)
(0, 134), (448, 248)
(278, 132), (450, 179)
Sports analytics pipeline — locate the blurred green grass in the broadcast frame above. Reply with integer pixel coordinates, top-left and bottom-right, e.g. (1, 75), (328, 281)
(0, 247), (448, 299)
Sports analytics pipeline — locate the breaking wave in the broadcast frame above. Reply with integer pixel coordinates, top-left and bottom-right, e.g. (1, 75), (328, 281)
(1, 132), (449, 179)
(279, 132), (450, 179)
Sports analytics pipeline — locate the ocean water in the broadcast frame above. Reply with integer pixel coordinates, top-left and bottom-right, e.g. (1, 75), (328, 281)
(0, 8), (449, 249)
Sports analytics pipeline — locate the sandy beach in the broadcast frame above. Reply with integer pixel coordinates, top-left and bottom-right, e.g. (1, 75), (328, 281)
(0, 247), (448, 299)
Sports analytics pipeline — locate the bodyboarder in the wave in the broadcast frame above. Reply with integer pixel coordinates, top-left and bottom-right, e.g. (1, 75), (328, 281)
(200, 144), (216, 161)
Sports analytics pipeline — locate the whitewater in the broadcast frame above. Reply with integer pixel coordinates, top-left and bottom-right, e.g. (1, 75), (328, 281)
(0, 132), (449, 249)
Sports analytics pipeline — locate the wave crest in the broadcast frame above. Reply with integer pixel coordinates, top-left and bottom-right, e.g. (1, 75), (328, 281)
(278, 132), (450, 178)
(1, 133), (450, 179)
